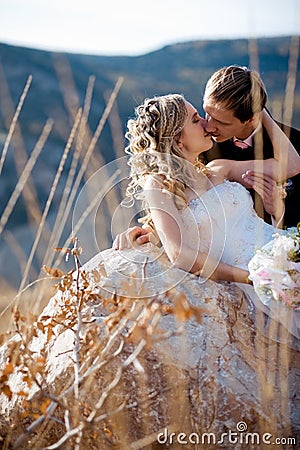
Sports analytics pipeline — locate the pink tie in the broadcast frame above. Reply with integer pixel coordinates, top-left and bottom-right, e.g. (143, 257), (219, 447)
(233, 139), (249, 149)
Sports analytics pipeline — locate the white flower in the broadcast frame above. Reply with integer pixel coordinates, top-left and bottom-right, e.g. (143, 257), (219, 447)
(273, 234), (294, 253)
(248, 229), (300, 310)
(271, 234), (294, 263)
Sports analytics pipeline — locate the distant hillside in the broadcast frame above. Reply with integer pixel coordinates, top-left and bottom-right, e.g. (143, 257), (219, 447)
(0, 36), (299, 288)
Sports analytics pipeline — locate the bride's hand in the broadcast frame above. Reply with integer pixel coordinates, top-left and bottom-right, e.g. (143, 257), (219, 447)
(242, 170), (285, 227)
(113, 226), (152, 250)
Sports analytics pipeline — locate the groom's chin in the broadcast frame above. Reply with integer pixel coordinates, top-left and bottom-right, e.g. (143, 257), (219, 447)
(212, 136), (227, 143)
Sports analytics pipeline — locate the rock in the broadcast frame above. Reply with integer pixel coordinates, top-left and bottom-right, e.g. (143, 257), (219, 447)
(0, 247), (299, 449)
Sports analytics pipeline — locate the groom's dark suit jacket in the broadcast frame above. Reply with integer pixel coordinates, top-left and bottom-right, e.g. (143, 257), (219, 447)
(202, 122), (300, 228)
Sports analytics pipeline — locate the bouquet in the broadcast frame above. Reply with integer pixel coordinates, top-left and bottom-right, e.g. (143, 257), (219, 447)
(248, 225), (300, 310)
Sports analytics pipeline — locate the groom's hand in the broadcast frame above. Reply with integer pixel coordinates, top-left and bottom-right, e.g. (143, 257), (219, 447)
(113, 226), (151, 250)
(242, 170), (285, 227)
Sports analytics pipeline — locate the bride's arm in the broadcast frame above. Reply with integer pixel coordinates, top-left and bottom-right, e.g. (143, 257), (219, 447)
(143, 176), (251, 284)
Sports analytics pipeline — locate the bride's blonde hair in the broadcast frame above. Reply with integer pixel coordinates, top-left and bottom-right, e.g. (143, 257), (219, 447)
(125, 94), (208, 221)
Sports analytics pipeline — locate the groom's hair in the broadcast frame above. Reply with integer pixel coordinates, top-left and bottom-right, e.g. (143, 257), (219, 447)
(204, 65), (267, 123)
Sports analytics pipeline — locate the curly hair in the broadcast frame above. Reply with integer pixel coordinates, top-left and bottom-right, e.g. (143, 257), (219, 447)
(124, 94), (208, 219)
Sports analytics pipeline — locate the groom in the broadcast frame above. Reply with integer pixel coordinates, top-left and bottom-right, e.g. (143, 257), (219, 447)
(201, 65), (300, 228)
(114, 65), (300, 248)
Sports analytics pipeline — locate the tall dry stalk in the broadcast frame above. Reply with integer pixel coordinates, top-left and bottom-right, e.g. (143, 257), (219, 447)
(32, 87), (91, 309)
(0, 120), (53, 236)
(0, 75), (32, 177)
(283, 35), (299, 133)
(249, 36), (298, 440)
(2, 229), (38, 281)
(53, 76), (124, 268)
(0, 59), (49, 241)
(53, 54), (102, 177)
(0, 71), (124, 329)
(248, 38), (260, 73)
(42, 76), (96, 269)
(18, 109), (82, 293)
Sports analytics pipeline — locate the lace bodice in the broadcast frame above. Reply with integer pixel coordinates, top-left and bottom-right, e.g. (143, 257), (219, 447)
(180, 180), (276, 270)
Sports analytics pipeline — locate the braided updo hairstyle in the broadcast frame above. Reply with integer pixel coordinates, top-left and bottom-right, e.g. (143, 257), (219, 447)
(125, 94), (207, 216)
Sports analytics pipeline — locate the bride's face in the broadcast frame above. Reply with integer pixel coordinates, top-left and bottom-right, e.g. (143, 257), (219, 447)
(179, 101), (213, 163)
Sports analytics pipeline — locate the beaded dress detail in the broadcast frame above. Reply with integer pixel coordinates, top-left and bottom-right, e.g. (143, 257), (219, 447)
(181, 179), (275, 270)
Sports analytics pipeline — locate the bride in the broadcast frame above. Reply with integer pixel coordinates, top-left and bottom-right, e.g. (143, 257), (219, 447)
(101, 93), (300, 341)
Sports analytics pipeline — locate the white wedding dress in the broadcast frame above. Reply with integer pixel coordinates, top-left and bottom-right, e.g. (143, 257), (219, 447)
(180, 179), (299, 344)
(181, 179), (275, 271)
(84, 179), (299, 346)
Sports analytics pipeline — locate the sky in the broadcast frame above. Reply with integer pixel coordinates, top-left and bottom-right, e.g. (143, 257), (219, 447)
(0, 0), (299, 56)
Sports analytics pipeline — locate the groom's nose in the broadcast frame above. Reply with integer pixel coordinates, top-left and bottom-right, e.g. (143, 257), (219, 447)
(200, 117), (207, 127)
(204, 115), (217, 133)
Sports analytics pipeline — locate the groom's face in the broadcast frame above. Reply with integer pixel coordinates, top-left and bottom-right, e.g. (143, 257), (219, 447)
(203, 100), (253, 142)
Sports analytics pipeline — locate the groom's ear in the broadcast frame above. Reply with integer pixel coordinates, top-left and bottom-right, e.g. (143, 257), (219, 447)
(247, 112), (261, 127)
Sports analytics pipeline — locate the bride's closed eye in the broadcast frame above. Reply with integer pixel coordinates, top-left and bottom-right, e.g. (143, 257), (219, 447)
(192, 114), (201, 123)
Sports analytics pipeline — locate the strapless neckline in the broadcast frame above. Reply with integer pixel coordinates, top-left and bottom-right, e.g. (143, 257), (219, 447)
(188, 179), (243, 204)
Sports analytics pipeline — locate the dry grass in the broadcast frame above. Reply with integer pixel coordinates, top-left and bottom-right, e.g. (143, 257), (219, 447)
(0, 38), (299, 334)
(0, 63), (124, 335)
(0, 37), (299, 449)
(0, 242), (205, 449)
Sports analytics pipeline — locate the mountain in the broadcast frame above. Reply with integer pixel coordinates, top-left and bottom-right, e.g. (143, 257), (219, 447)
(0, 36), (299, 289)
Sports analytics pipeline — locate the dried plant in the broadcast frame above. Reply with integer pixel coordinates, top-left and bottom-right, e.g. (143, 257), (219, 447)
(0, 38), (299, 450)
(0, 238), (204, 449)
(0, 69), (124, 329)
